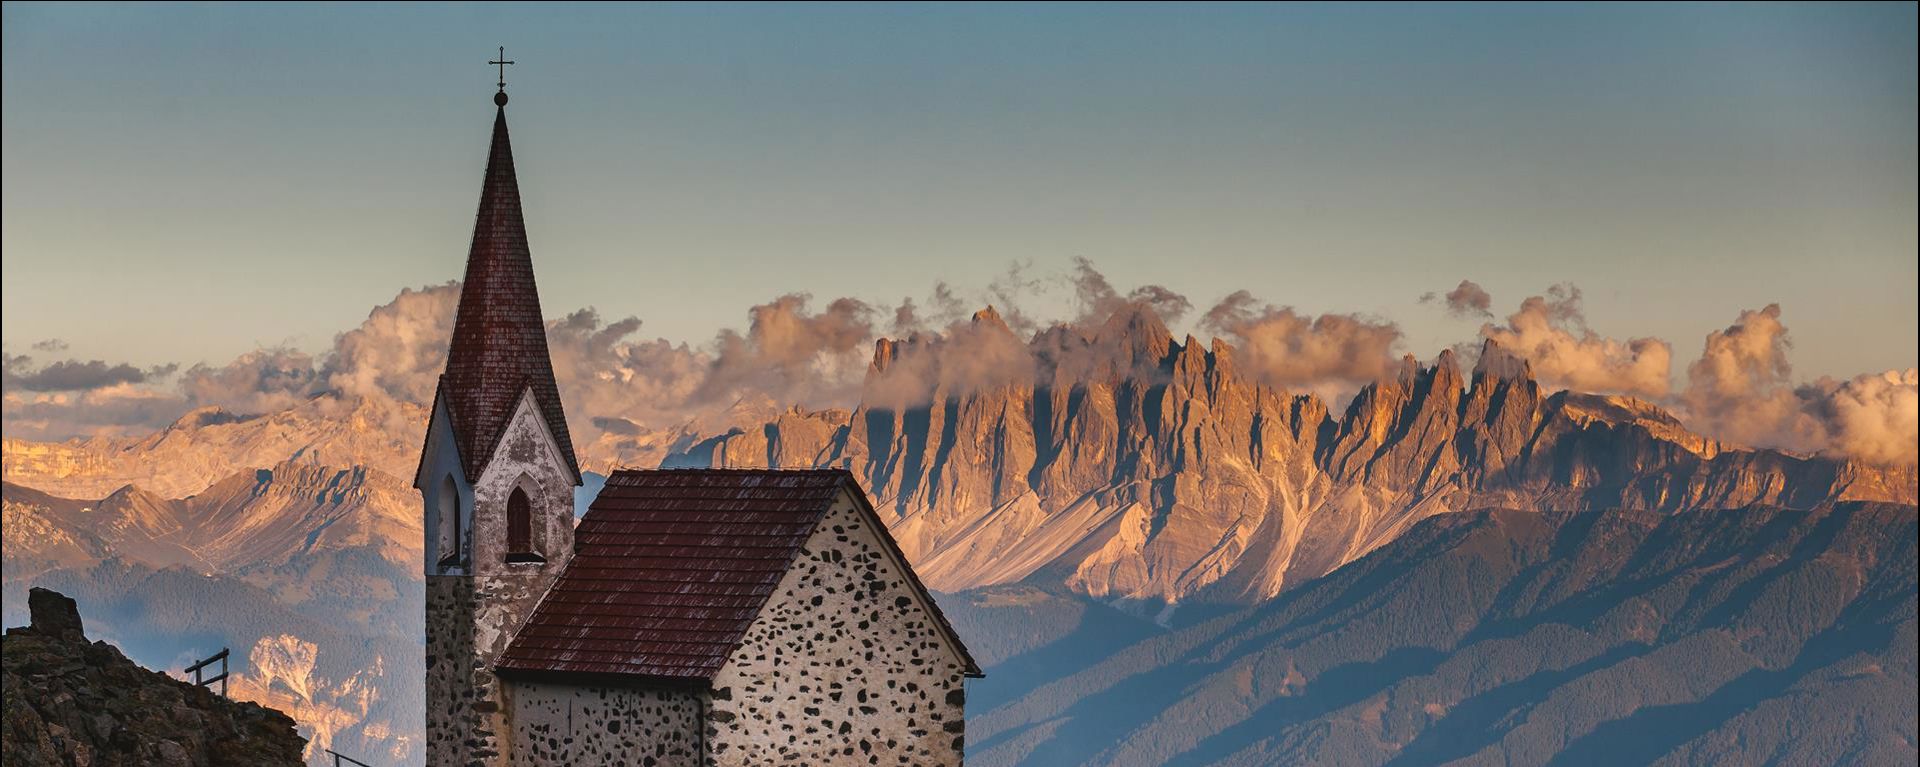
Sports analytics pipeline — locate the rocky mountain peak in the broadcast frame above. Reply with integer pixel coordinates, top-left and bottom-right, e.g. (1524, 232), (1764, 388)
(1471, 337), (1534, 385)
(970, 304), (1013, 333)
(869, 337), (898, 375)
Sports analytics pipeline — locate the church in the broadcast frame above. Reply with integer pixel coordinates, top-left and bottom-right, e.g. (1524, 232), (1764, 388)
(414, 71), (981, 766)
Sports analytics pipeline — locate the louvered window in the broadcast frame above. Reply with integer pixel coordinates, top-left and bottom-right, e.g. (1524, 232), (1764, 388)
(506, 487), (537, 561)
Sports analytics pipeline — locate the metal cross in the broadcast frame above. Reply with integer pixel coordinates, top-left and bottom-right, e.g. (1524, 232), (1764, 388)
(490, 46), (515, 91)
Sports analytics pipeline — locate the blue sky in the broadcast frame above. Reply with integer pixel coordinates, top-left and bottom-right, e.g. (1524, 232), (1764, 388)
(3, 2), (1915, 381)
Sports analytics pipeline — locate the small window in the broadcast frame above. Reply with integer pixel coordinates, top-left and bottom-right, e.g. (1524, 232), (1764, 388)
(436, 476), (462, 567)
(505, 486), (543, 564)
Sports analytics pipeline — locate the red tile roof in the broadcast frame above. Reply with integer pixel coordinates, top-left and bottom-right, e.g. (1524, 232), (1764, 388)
(433, 102), (580, 483)
(496, 469), (981, 684)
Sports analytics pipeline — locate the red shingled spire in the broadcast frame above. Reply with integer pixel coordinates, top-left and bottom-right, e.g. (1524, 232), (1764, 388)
(436, 97), (581, 482)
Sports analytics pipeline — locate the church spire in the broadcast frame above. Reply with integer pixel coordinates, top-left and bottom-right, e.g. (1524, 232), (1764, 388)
(436, 84), (581, 483)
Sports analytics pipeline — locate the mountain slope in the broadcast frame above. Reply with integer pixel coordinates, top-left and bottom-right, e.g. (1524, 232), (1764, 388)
(2, 396), (426, 500)
(949, 502), (1917, 767)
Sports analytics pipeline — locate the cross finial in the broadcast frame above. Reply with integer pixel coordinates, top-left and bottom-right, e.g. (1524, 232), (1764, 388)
(489, 46), (515, 93)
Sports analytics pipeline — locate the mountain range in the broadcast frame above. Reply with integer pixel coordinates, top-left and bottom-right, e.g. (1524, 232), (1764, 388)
(2, 303), (1913, 765)
(677, 306), (1914, 609)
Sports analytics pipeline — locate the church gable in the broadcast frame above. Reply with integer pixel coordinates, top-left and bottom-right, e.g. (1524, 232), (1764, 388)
(704, 489), (978, 765)
(469, 388), (575, 567)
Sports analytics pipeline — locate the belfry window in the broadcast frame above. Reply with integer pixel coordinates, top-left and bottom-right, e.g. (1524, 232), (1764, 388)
(506, 486), (543, 563)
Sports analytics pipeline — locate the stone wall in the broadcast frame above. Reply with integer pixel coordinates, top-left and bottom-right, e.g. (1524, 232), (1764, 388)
(705, 491), (970, 766)
(424, 576), (477, 765)
(425, 390), (579, 766)
(509, 682), (702, 765)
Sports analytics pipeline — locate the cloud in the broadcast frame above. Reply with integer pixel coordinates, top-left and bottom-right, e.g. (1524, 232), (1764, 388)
(31, 339), (69, 353)
(1, 384), (192, 440)
(1803, 369), (1918, 467)
(546, 307), (707, 435)
(863, 307), (1035, 410)
(178, 348), (320, 415)
(1680, 304), (1794, 437)
(1069, 257), (1192, 325)
(2, 354), (177, 392)
(693, 294), (880, 411)
(1421, 280), (1494, 319)
(1679, 304), (1917, 466)
(1199, 290), (1403, 393)
(1478, 284), (1672, 399)
(319, 282), (459, 406)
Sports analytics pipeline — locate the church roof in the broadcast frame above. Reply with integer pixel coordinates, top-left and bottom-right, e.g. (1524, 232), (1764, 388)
(433, 98), (581, 483)
(496, 469), (982, 685)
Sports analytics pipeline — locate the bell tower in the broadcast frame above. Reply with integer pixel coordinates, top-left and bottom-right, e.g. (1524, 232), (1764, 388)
(415, 63), (582, 767)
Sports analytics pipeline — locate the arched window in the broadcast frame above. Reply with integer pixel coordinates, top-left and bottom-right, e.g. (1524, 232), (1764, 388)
(506, 486), (540, 563)
(436, 476), (462, 567)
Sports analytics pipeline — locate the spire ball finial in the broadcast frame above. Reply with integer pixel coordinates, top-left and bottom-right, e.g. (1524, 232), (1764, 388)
(495, 91), (509, 107)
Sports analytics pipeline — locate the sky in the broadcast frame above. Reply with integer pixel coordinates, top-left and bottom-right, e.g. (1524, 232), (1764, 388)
(3, 2), (1916, 386)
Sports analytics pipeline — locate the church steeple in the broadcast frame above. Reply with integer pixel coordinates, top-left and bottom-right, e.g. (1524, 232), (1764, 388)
(436, 89), (581, 483)
(421, 75), (585, 767)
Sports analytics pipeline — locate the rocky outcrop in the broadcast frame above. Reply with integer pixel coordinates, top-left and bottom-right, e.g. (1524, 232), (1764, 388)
(1, 587), (307, 766)
(683, 309), (1919, 606)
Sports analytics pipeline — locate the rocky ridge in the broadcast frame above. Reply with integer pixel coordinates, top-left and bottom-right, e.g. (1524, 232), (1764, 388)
(1, 587), (307, 766)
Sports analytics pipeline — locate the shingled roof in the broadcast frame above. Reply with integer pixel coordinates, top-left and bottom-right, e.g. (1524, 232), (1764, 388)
(433, 99), (580, 482)
(496, 469), (981, 685)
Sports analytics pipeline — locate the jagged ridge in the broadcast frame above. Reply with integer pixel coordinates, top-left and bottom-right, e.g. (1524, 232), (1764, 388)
(685, 307), (1918, 604)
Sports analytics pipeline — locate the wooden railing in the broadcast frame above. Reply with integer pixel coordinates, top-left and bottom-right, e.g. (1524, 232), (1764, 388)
(184, 648), (229, 697)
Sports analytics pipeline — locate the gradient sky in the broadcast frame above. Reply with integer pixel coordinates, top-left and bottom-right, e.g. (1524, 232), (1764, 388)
(3, 2), (1915, 383)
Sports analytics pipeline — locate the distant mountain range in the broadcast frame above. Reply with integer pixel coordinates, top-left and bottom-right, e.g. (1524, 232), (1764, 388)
(2, 304), (1913, 766)
(2, 464), (422, 764)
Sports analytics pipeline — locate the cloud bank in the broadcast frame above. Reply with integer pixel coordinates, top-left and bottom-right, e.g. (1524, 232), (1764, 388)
(4, 264), (1912, 467)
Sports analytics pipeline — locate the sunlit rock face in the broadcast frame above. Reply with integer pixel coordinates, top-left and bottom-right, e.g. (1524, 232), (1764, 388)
(2, 395), (428, 500)
(685, 316), (1917, 607)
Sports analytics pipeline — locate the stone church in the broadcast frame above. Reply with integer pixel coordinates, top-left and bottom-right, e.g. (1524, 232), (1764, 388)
(415, 82), (981, 766)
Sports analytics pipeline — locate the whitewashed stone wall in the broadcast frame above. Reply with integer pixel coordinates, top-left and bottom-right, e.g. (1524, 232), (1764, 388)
(704, 490), (970, 766)
(418, 400), (472, 575)
(509, 683), (702, 765)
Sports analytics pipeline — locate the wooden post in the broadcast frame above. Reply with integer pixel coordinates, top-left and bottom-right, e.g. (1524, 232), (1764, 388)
(326, 749), (373, 767)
